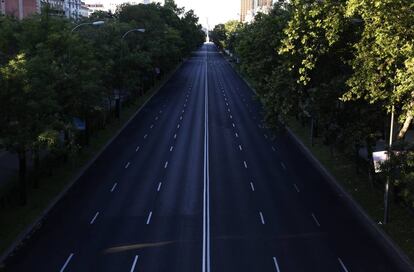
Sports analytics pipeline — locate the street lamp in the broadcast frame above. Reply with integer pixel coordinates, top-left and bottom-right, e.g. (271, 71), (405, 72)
(71, 21), (105, 33)
(115, 28), (146, 119)
(122, 28), (146, 39)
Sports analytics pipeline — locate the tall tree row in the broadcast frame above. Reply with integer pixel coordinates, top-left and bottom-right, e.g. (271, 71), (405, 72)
(0, 1), (205, 205)
(210, 0), (414, 208)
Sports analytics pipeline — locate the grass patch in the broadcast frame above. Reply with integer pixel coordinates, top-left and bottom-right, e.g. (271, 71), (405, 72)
(0, 71), (171, 259)
(288, 118), (414, 262)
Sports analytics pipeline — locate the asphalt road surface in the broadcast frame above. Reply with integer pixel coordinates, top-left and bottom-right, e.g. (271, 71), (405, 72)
(4, 43), (409, 272)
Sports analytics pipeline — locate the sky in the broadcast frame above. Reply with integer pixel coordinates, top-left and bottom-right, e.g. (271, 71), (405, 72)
(101, 0), (240, 29)
(174, 0), (240, 29)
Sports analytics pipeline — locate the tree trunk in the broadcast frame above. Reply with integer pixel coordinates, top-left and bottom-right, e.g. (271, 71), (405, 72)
(397, 111), (413, 140)
(84, 116), (90, 146)
(18, 150), (27, 206)
(33, 147), (40, 189)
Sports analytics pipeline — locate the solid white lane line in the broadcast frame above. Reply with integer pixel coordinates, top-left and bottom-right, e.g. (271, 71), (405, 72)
(59, 253), (74, 272)
(281, 162), (286, 170)
(130, 255), (139, 272)
(157, 182), (162, 192)
(250, 182), (255, 192)
(164, 161), (168, 169)
(146, 211), (153, 225)
(136, 146), (140, 152)
(312, 213), (321, 227)
(244, 161), (248, 168)
(293, 184), (300, 193)
(273, 257), (281, 272)
(90, 212), (99, 225)
(272, 146), (276, 152)
(239, 145), (242, 151)
(338, 258), (349, 272)
(259, 212), (265, 225)
(202, 47), (211, 272)
(170, 146), (174, 152)
(144, 134), (148, 139)
(235, 133), (239, 138)
(110, 183), (118, 192)
(125, 162), (130, 169)
(174, 134), (177, 139)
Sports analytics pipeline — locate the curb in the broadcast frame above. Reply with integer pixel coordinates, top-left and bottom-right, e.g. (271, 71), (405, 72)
(224, 53), (414, 271)
(0, 60), (185, 267)
(286, 128), (414, 272)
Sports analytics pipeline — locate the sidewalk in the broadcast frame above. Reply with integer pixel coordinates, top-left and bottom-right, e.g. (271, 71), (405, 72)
(0, 151), (33, 190)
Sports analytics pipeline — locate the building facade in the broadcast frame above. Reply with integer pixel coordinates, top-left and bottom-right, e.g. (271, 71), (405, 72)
(1, 0), (41, 19)
(240, 0), (273, 23)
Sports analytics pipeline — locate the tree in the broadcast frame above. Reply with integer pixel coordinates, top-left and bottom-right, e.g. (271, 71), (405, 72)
(343, 0), (414, 140)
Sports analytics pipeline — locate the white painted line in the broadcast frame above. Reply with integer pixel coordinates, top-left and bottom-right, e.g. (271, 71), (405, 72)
(184, 104), (187, 107)
(130, 255), (139, 272)
(226, 102), (229, 106)
(281, 162), (286, 170)
(244, 161), (248, 168)
(272, 146), (276, 152)
(235, 133), (239, 138)
(230, 115), (233, 119)
(259, 212), (265, 225)
(157, 182), (162, 192)
(150, 124), (154, 129)
(170, 146), (174, 152)
(174, 134), (177, 139)
(312, 213), (321, 227)
(273, 257), (281, 272)
(60, 253), (74, 272)
(90, 212), (99, 225)
(264, 134), (268, 139)
(155, 116), (159, 120)
(232, 123), (235, 128)
(227, 109), (231, 112)
(182, 109), (185, 113)
(159, 110), (163, 114)
(293, 184), (300, 193)
(110, 183), (118, 192)
(144, 134), (148, 139)
(146, 211), (153, 225)
(338, 258), (349, 272)
(202, 49), (211, 272)
(125, 162), (130, 169)
(164, 161), (169, 169)
(177, 124), (180, 129)
(136, 146), (140, 152)
(239, 145), (242, 151)
(180, 116), (183, 120)
(250, 182), (255, 192)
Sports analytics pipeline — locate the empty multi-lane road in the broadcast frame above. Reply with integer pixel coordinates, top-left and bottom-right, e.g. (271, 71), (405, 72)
(4, 43), (411, 271)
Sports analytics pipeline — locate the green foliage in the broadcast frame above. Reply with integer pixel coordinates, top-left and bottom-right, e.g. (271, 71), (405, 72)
(0, 2), (204, 204)
(211, 0), (414, 211)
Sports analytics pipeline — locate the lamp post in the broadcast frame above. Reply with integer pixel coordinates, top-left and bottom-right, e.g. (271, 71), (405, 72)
(71, 21), (105, 33)
(115, 28), (146, 119)
(384, 104), (395, 224)
(68, 20), (104, 145)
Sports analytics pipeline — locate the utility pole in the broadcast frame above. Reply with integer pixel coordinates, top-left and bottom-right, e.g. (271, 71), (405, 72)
(384, 104), (395, 224)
